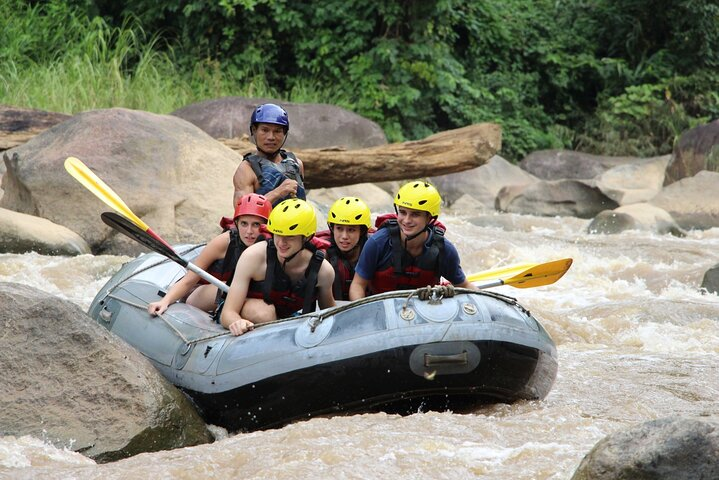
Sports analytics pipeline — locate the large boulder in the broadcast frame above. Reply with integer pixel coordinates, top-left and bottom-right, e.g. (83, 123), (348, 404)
(650, 170), (719, 230)
(0, 108), (241, 254)
(665, 119), (719, 186)
(571, 416), (719, 480)
(594, 155), (670, 205)
(172, 97), (387, 149)
(0, 207), (90, 255)
(587, 203), (685, 236)
(519, 149), (640, 180)
(496, 179), (619, 218)
(0, 282), (212, 463)
(430, 155), (539, 209)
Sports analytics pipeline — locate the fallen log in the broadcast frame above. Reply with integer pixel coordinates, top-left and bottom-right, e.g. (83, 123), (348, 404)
(220, 122), (501, 189)
(1, 102), (501, 189)
(0, 106), (70, 152)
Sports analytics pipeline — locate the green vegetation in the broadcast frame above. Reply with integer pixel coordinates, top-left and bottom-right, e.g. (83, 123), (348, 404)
(1, 0), (718, 161)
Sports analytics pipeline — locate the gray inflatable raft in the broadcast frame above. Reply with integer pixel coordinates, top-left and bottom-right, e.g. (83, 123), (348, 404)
(89, 245), (558, 432)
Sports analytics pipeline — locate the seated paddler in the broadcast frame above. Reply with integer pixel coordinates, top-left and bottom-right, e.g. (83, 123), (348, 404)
(147, 193), (272, 316)
(220, 198), (336, 336)
(349, 181), (478, 300)
(321, 196), (373, 301)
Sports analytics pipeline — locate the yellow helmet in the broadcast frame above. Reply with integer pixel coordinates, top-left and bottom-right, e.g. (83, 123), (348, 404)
(267, 199), (316, 237)
(327, 197), (371, 228)
(394, 181), (442, 217)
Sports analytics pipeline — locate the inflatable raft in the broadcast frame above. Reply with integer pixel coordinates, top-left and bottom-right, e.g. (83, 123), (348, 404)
(88, 245), (558, 432)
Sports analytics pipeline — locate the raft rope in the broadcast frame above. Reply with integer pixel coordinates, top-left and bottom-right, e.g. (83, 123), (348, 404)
(102, 254), (526, 345)
(414, 284), (456, 302)
(104, 295), (191, 344)
(100, 244), (205, 299)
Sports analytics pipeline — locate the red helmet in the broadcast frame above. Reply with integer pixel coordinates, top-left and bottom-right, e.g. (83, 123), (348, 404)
(234, 193), (271, 221)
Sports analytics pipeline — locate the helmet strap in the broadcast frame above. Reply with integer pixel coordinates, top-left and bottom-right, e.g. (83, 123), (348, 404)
(403, 226), (429, 245)
(280, 246), (302, 270)
(401, 213), (435, 249)
(280, 235), (314, 269)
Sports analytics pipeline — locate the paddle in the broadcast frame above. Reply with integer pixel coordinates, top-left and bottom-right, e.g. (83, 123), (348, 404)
(64, 156), (173, 250)
(101, 212), (230, 293)
(64, 156), (229, 293)
(467, 262), (537, 283)
(472, 258), (573, 290)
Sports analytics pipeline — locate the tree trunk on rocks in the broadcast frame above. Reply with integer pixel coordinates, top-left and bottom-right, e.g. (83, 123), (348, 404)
(1, 108), (500, 190)
(220, 123), (501, 189)
(0, 105), (71, 153)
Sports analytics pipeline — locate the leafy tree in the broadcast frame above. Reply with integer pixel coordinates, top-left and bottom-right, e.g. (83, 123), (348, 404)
(6, 0), (719, 161)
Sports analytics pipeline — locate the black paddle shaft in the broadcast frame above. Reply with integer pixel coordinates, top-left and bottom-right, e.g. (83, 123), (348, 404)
(101, 212), (187, 267)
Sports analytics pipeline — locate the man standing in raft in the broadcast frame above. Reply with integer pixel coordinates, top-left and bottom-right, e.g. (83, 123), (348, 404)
(221, 198), (336, 336)
(349, 181), (477, 299)
(232, 103), (306, 207)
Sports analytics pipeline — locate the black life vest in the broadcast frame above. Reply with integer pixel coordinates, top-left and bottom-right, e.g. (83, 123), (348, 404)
(371, 219), (446, 294)
(205, 228), (247, 284)
(243, 150), (306, 204)
(324, 230), (369, 301)
(246, 239), (325, 318)
(325, 245), (356, 301)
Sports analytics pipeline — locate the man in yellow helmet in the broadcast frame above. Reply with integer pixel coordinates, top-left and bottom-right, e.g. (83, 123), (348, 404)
(349, 181), (477, 299)
(221, 199), (336, 336)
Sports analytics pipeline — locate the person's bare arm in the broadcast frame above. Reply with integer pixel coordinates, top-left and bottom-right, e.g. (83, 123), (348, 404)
(316, 260), (336, 309)
(233, 159), (299, 205)
(453, 278), (479, 291)
(297, 157), (305, 178)
(220, 242), (264, 335)
(265, 179), (299, 204)
(233, 161), (259, 207)
(349, 274), (370, 301)
(147, 232), (229, 315)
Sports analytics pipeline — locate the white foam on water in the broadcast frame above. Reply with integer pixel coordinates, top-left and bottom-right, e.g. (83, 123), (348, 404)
(616, 318), (719, 353)
(0, 435), (94, 469)
(0, 252), (130, 309)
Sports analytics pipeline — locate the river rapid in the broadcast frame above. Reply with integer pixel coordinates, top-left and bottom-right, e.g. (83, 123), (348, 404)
(1, 211), (718, 479)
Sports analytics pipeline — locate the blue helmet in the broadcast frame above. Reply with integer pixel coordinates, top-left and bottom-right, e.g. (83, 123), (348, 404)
(250, 103), (289, 134)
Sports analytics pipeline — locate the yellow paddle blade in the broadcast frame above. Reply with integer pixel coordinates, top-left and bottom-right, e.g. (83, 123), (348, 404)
(503, 258), (573, 288)
(64, 156), (149, 231)
(467, 262), (537, 283)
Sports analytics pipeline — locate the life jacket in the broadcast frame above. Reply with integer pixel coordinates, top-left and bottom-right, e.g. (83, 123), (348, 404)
(204, 228), (248, 284)
(325, 245), (356, 301)
(202, 223), (269, 291)
(243, 150), (306, 205)
(370, 218), (446, 294)
(246, 239), (325, 318)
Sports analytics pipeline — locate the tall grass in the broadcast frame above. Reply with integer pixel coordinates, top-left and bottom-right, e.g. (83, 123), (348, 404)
(0, 1), (303, 114)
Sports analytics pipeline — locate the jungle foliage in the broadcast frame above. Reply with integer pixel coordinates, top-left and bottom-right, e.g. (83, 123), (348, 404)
(3, 0), (718, 161)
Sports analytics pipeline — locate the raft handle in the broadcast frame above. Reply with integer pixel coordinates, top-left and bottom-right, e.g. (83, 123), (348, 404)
(99, 308), (113, 323)
(424, 351), (468, 367)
